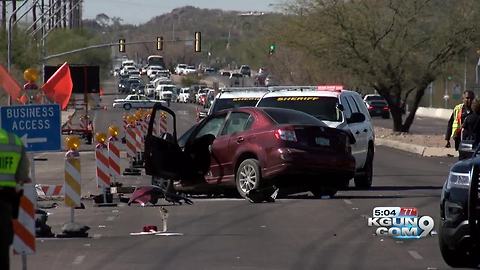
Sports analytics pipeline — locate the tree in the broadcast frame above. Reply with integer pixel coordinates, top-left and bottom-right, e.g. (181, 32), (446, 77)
(282, 0), (480, 132)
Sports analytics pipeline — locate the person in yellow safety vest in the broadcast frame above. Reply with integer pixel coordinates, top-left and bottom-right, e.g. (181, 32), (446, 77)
(0, 129), (31, 270)
(445, 90), (475, 150)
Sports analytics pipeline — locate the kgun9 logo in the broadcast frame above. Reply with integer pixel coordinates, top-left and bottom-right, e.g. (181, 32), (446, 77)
(367, 207), (434, 239)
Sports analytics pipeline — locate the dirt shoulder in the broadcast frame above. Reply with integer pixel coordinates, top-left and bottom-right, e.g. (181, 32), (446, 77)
(374, 126), (446, 148)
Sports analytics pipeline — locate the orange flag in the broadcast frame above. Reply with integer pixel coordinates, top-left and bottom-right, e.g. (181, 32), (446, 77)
(0, 64), (22, 100)
(41, 62), (73, 110)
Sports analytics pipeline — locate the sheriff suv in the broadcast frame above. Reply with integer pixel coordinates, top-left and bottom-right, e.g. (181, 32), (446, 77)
(256, 85), (375, 189)
(202, 87), (270, 119)
(439, 150), (480, 268)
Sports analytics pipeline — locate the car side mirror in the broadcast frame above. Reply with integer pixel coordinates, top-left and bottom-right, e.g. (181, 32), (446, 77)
(347, 112), (365, 124)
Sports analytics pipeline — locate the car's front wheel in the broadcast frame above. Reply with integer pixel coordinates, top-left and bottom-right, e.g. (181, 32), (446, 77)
(123, 103), (132, 110)
(439, 222), (480, 267)
(236, 159), (262, 198)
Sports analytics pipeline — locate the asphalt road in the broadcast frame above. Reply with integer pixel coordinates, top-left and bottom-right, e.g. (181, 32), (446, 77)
(372, 115), (447, 136)
(11, 78), (460, 269)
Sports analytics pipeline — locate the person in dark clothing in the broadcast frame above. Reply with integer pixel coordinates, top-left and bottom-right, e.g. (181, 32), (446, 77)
(460, 98), (480, 159)
(445, 90), (475, 150)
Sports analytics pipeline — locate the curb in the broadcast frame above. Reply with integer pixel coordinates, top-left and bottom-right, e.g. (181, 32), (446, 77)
(376, 138), (458, 157)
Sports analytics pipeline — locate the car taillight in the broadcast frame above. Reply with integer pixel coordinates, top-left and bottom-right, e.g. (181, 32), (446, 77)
(274, 128), (297, 142)
(367, 105), (373, 110)
(383, 106), (389, 110)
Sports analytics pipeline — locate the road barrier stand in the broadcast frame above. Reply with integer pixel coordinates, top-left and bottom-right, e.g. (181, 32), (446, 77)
(133, 117), (144, 168)
(124, 117), (141, 175)
(156, 207), (183, 236)
(130, 207), (182, 237)
(108, 126), (122, 186)
(95, 133), (117, 206)
(60, 136), (89, 238)
(13, 183), (36, 267)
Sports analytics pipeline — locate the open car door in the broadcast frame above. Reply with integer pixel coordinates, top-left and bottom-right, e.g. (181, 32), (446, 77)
(144, 103), (208, 185)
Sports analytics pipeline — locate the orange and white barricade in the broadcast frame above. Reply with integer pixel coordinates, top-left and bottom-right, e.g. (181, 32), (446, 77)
(108, 136), (121, 182)
(36, 184), (64, 198)
(96, 143), (111, 188)
(13, 183), (36, 255)
(160, 112), (168, 133)
(65, 150), (82, 208)
(126, 123), (137, 159)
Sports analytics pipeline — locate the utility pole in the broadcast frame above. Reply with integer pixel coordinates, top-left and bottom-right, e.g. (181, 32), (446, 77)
(1, 0), (6, 31)
(63, 0), (66, 28)
(12, 0), (17, 22)
(32, 1), (37, 34)
(68, 0), (72, 28)
(464, 54), (467, 91)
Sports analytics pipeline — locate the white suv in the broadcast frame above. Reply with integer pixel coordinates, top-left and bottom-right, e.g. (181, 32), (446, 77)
(256, 85), (374, 189)
(207, 87), (269, 116)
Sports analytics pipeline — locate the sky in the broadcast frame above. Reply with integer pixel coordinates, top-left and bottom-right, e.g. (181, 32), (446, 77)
(83, 0), (284, 25)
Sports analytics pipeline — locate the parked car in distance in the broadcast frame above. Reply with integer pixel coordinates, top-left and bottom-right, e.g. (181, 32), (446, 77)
(145, 106), (355, 198)
(239, 65), (251, 77)
(365, 99), (390, 118)
(178, 88), (191, 103)
(175, 64), (187, 75)
(183, 65), (197, 75)
(113, 94), (166, 110)
(146, 83), (156, 97)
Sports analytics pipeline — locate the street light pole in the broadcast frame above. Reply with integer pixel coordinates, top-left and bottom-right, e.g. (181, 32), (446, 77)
(464, 54), (467, 91)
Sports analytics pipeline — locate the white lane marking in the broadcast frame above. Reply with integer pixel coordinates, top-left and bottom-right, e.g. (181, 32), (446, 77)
(106, 216), (115, 221)
(93, 234), (102, 239)
(73, 255), (86, 265)
(408, 250), (423, 260)
(343, 199), (352, 205)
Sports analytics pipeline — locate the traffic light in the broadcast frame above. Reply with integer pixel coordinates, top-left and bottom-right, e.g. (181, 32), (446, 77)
(119, 38), (126, 53)
(269, 44), (276, 55)
(195, 32), (201, 52)
(157, 36), (164, 51)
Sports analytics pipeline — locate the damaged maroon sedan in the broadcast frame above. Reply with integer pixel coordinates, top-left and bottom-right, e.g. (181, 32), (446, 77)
(145, 105), (355, 198)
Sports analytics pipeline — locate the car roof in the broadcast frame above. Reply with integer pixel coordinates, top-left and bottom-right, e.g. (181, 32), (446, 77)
(216, 87), (269, 99)
(260, 86), (359, 98)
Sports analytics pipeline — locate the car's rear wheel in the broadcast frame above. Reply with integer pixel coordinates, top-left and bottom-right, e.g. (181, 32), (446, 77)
(354, 146), (373, 189)
(123, 103), (132, 110)
(236, 159), (262, 198)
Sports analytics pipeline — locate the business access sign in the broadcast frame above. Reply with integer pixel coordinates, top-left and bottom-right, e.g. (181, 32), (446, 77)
(0, 104), (61, 152)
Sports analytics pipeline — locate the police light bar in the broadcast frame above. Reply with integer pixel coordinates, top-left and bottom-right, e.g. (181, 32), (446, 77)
(221, 87), (269, 93)
(317, 85), (343, 91)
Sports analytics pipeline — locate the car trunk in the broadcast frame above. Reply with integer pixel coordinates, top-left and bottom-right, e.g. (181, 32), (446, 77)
(286, 125), (348, 153)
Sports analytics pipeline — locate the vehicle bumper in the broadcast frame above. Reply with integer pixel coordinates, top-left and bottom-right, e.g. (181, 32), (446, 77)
(368, 110), (389, 116)
(263, 148), (355, 180)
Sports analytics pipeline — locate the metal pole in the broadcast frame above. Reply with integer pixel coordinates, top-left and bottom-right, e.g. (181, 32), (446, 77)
(464, 54), (468, 91)
(7, 0), (30, 71)
(22, 253), (27, 270)
(429, 82), (433, 108)
(70, 207), (74, 223)
(445, 78), (448, 109)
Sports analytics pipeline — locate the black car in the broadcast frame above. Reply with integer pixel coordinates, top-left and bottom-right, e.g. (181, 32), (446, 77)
(439, 147), (480, 267)
(365, 100), (390, 119)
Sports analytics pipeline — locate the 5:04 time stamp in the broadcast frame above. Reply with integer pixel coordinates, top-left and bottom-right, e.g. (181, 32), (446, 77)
(373, 207), (418, 218)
